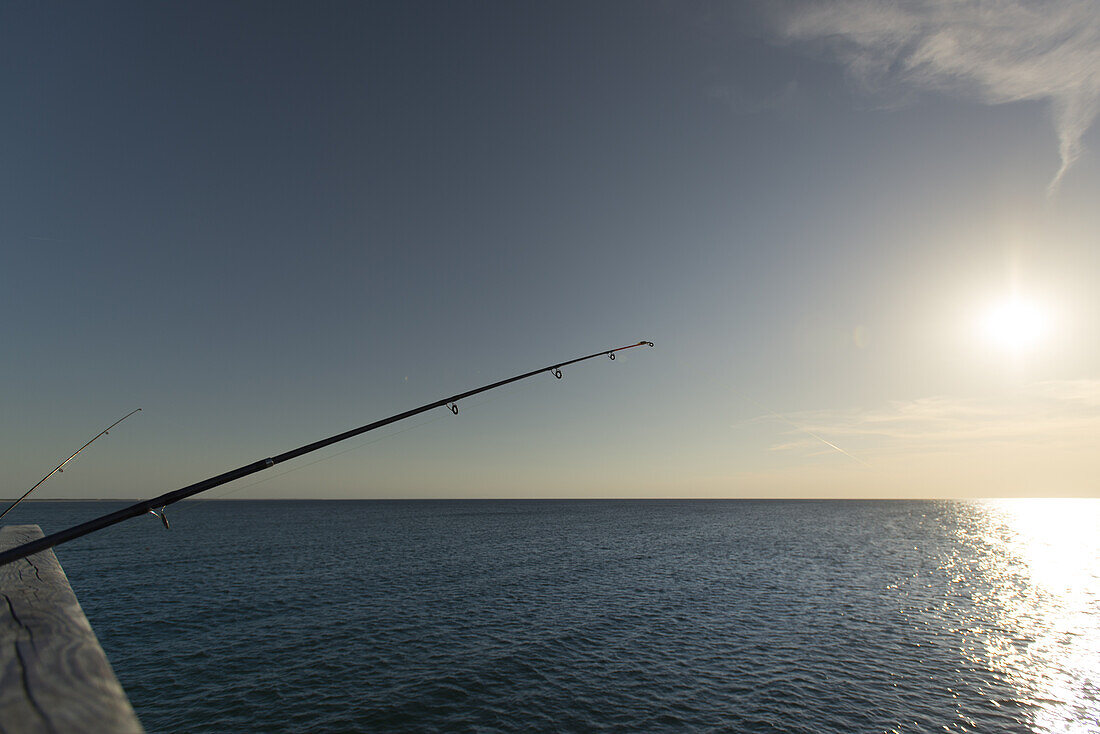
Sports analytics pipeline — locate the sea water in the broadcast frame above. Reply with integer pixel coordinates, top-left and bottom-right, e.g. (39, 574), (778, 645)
(7, 499), (1100, 733)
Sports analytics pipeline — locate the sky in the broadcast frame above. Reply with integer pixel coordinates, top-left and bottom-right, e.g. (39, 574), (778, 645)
(2, 0), (1098, 500)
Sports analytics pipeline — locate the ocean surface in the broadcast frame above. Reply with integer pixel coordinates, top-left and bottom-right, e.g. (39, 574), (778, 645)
(5, 499), (1100, 733)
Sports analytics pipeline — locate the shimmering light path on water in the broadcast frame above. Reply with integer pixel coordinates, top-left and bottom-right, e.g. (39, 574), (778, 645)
(6, 500), (1099, 732)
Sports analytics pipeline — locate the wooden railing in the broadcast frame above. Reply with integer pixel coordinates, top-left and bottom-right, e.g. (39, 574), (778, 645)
(0, 525), (144, 733)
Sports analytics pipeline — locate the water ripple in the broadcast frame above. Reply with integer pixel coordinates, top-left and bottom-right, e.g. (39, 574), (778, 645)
(5, 499), (1098, 732)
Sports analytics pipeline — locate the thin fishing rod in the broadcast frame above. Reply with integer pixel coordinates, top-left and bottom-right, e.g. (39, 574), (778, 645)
(0, 341), (653, 567)
(0, 408), (142, 522)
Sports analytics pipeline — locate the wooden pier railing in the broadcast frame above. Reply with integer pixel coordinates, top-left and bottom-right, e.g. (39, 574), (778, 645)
(0, 525), (144, 733)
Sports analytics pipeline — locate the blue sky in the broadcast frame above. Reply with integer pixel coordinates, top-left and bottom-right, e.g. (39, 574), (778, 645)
(3, 1), (1098, 500)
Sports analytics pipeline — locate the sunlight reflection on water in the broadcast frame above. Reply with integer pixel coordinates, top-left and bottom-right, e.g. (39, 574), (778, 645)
(965, 499), (1100, 734)
(13, 499), (1100, 732)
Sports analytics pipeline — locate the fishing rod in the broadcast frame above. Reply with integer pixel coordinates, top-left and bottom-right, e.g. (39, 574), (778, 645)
(0, 408), (142, 522)
(0, 341), (653, 567)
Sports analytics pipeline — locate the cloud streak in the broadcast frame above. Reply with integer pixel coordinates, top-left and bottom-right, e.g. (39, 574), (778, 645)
(780, 0), (1100, 194)
(765, 379), (1100, 458)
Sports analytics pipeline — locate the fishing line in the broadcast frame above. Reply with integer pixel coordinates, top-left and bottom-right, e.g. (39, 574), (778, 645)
(175, 377), (529, 508)
(175, 412), (451, 506)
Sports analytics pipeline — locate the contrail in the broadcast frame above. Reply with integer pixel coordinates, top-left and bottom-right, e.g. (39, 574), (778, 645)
(741, 395), (870, 467)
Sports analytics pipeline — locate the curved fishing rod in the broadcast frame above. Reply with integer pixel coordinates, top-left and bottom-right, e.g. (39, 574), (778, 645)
(0, 408), (142, 522)
(0, 341), (654, 567)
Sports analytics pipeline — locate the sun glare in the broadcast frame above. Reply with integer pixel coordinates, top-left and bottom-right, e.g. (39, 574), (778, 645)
(980, 297), (1048, 353)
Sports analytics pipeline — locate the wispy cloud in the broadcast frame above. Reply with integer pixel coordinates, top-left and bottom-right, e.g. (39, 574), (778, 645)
(780, 0), (1100, 194)
(765, 380), (1100, 458)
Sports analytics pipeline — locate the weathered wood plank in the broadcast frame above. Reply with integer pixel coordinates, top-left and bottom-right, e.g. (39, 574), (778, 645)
(1, 525), (144, 734)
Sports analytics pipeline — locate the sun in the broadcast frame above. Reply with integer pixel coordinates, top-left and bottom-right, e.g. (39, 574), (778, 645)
(980, 296), (1048, 353)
